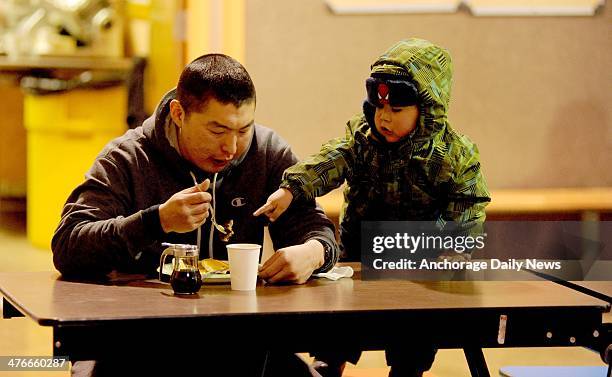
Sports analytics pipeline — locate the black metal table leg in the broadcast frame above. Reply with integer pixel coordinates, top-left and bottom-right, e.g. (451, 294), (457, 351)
(464, 347), (491, 377)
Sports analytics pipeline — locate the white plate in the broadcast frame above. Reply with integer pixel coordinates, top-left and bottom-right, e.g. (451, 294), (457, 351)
(202, 272), (231, 284)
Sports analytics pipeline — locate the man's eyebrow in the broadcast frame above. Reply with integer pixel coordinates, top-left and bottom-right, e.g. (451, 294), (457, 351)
(242, 120), (255, 130)
(208, 120), (254, 130)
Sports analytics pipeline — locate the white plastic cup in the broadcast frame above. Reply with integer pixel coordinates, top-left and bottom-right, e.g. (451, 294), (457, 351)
(226, 243), (261, 291)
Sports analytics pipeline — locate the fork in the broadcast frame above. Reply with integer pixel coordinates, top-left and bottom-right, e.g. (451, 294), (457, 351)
(189, 171), (228, 234)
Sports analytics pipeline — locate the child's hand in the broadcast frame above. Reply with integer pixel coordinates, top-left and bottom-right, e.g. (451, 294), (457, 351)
(253, 188), (294, 222)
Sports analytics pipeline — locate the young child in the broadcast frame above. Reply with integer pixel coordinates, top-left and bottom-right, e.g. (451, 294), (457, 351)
(254, 38), (490, 376)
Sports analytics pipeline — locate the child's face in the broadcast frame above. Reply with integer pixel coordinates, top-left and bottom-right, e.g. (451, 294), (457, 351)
(374, 104), (419, 143)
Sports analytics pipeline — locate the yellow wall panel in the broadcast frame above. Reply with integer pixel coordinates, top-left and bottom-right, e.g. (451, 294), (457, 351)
(186, 0), (245, 63)
(0, 82), (26, 197)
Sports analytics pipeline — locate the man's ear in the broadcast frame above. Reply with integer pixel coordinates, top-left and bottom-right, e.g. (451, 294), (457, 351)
(169, 99), (185, 128)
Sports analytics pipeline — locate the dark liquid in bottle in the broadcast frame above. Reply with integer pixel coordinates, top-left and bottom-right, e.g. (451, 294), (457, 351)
(170, 269), (202, 294)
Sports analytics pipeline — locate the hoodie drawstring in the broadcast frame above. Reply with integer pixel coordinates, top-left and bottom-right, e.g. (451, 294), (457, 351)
(208, 172), (219, 259)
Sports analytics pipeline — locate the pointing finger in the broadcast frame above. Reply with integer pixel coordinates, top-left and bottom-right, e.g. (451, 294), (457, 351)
(253, 202), (275, 217)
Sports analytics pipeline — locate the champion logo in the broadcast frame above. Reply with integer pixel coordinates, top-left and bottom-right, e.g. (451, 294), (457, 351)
(231, 197), (247, 207)
(377, 83), (390, 104)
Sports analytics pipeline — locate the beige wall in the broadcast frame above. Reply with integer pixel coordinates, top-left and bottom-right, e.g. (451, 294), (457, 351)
(245, 1), (611, 189)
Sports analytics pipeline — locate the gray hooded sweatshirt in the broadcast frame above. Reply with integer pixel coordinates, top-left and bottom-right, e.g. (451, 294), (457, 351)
(52, 90), (338, 277)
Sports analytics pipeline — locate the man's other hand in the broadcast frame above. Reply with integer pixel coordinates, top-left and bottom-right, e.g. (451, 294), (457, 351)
(258, 240), (324, 284)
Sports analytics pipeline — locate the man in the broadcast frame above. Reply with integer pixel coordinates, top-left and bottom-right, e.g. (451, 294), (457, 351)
(52, 53), (339, 376)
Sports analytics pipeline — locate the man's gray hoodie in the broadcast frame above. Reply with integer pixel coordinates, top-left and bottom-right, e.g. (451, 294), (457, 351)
(52, 90), (338, 277)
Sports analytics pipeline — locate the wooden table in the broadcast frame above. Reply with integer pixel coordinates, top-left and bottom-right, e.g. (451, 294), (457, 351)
(575, 282), (612, 303)
(1, 269), (610, 376)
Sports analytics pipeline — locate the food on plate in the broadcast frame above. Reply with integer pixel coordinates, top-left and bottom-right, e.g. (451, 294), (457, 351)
(200, 258), (230, 274)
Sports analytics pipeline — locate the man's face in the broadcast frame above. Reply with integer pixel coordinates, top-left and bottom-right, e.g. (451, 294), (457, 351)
(172, 97), (255, 173)
(374, 104), (419, 143)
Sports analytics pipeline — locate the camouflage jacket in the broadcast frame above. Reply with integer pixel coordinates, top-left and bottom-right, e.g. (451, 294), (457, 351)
(281, 38), (491, 260)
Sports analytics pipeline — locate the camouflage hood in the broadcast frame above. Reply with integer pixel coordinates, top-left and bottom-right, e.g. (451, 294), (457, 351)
(366, 38), (453, 143)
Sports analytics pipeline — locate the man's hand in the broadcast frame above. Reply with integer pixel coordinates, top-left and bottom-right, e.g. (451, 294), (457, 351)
(253, 188), (293, 222)
(159, 179), (211, 233)
(258, 240), (324, 284)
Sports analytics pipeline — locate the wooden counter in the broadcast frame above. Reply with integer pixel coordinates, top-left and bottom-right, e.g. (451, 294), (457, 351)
(317, 187), (612, 220)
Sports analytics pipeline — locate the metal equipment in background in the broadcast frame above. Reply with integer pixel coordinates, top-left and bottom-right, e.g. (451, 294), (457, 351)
(1, 0), (124, 58)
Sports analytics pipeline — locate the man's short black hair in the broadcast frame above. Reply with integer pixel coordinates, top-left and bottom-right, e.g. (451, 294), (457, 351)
(177, 53), (256, 114)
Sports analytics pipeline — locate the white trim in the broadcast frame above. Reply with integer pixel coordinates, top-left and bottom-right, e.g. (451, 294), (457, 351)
(468, 5), (597, 16)
(324, 0), (605, 16)
(327, 2), (459, 14)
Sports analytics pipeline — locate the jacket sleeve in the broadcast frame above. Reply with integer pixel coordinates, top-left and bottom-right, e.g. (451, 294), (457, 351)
(266, 141), (340, 273)
(441, 141), (491, 237)
(280, 122), (357, 201)
(51, 156), (164, 278)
